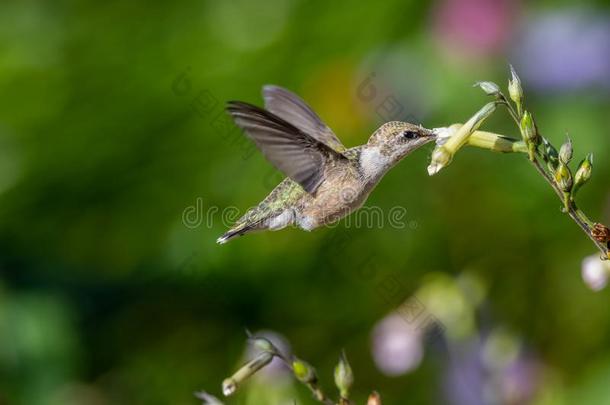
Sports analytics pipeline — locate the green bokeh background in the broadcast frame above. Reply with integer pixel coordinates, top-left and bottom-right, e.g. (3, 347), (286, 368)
(1, 0), (610, 404)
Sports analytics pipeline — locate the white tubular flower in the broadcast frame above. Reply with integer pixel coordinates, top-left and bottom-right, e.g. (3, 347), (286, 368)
(195, 391), (224, 405)
(428, 102), (497, 175)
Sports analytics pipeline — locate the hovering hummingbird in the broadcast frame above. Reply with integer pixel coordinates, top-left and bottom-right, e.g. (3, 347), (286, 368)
(217, 85), (434, 244)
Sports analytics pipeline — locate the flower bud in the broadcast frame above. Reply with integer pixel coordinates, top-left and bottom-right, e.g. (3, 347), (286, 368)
(334, 351), (354, 399)
(246, 330), (281, 356)
(591, 223), (610, 243)
(573, 153), (593, 192)
(520, 111), (538, 144)
(367, 391), (382, 405)
(508, 65), (523, 107)
(474, 81), (501, 97)
(541, 137), (558, 165)
(559, 137), (573, 164)
(554, 163), (573, 192)
(292, 357), (317, 384)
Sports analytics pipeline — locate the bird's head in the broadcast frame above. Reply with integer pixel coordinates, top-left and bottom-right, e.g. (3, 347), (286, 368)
(366, 121), (435, 161)
(359, 122), (435, 181)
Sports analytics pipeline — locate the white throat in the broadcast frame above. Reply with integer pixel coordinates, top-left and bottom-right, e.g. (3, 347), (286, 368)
(359, 146), (392, 181)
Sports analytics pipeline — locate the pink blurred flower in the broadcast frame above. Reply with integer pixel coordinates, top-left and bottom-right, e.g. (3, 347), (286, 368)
(432, 0), (519, 57)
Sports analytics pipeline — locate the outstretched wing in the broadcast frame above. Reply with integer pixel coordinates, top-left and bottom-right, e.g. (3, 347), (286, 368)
(227, 101), (346, 194)
(262, 85), (346, 153)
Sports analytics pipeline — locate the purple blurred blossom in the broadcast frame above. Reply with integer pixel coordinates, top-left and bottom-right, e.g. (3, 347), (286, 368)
(513, 9), (610, 92)
(498, 355), (541, 405)
(371, 314), (424, 376)
(443, 340), (486, 405)
(443, 335), (541, 405)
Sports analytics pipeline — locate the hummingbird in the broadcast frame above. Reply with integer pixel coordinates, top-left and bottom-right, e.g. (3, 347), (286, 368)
(217, 85), (434, 244)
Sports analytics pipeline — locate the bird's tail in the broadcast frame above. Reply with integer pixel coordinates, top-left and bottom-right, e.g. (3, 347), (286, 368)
(216, 222), (258, 244)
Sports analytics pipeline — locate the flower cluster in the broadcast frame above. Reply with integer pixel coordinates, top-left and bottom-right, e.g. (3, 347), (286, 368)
(428, 66), (609, 266)
(196, 331), (382, 405)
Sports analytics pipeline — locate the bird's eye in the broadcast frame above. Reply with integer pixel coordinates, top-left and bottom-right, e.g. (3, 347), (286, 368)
(401, 130), (418, 139)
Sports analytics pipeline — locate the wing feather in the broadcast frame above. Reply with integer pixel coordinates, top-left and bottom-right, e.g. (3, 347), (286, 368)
(226, 101), (345, 194)
(262, 85), (346, 153)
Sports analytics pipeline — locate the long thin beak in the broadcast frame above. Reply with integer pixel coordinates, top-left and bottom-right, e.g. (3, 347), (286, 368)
(422, 127), (436, 139)
(420, 128), (436, 144)
(413, 131), (435, 149)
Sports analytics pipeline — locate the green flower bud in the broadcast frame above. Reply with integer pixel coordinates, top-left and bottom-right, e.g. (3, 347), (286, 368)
(292, 357), (317, 384)
(541, 137), (559, 171)
(246, 330), (281, 356)
(334, 351), (354, 399)
(508, 65), (523, 107)
(573, 153), (593, 193)
(555, 163), (573, 193)
(474, 81), (501, 97)
(541, 138), (557, 161)
(559, 137), (573, 164)
(520, 111), (538, 144)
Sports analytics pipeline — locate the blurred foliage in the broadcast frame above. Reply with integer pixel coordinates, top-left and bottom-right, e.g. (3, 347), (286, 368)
(1, 0), (610, 404)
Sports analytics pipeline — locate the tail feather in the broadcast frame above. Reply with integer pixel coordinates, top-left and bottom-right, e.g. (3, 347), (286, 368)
(216, 223), (258, 244)
(217, 203), (296, 244)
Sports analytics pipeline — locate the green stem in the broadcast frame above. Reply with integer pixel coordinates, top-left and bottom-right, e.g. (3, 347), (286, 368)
(529, 147), (608, 258)
(563, 192), (571, 213)
(307, 383), (334, 405)
(575, 208), (595, 228)
(440, 97), (608, 259)
(492, 99), (609, 259)
(282, 357), (335, 405)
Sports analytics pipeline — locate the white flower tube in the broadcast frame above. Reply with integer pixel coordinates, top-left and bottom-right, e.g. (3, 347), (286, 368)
(428, 102), (497, 175)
